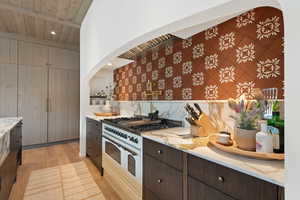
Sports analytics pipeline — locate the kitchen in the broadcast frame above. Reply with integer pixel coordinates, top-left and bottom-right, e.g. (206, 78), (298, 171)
(0, 0), (299, 200)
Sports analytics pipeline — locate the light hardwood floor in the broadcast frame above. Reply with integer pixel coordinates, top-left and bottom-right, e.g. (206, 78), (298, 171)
(9, 142), (121, 200)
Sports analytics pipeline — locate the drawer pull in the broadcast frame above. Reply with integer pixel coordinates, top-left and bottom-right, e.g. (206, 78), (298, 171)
(157, 179), (163, 183)
(217, 176), (224, 182)
(157, 150), (163, 154)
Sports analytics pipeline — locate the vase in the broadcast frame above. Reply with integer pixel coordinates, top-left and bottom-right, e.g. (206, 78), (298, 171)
(234, 128), (258, 151)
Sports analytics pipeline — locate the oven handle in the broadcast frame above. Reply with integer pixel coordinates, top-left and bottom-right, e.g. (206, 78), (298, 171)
(103, 135), (122, 148)
(102, 135), (138, 156)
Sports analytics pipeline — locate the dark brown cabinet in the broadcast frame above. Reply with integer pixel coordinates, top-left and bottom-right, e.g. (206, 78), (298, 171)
(188, 154), (278, 200)
(0, 122), (22, 200)
(278, 187), (285, 200)
(86, 118), (102, 174)
(143, 138), (183, 200)
(188, 176), (234, 200)
(143, 138), (284, 200)
(143, 155), (183, 200)
(143, 138), (183, 170)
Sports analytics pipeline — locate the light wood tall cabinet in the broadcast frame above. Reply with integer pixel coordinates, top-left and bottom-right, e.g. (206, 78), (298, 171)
(18, 42), (49, 146)
(0, 38), (18, 117)
(0, 37), (80, 146)
(47, 47), (80, 142)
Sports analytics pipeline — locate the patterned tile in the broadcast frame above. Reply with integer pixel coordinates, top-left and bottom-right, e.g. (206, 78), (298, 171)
(114, 7), (284, 100)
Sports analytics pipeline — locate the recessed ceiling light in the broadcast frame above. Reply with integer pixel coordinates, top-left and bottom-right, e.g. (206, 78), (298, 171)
(50, 31), (56, 35)
(107, 62), (113, 66)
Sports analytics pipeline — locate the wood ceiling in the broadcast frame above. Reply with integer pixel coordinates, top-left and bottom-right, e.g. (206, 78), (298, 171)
(0, 0), (92, 48)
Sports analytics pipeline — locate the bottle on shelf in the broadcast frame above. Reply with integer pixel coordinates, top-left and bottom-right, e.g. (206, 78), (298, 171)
(267, 100), (284, 153)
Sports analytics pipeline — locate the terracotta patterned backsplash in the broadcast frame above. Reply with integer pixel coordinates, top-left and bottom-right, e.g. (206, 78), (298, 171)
(114, 7), (284, 101)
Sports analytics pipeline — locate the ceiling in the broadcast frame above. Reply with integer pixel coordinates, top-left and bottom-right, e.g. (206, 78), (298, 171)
(0, 0), (92, 48)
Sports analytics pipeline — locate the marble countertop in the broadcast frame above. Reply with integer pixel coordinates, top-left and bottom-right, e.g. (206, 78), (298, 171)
(142, 127), (284, 187)
(0, 117), (22, 138)
(0, 117), (22, 166)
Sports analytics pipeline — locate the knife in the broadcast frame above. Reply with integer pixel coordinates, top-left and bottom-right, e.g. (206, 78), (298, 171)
(185, 117), (196, 126)
(184, 105), (193, 117)
(186, 104), (199, 120)
(193, 103), (202, 116)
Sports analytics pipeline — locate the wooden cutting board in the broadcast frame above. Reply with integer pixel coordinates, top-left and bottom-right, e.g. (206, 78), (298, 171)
(126, 120), (161, 127)
(94, 112), (118, 117)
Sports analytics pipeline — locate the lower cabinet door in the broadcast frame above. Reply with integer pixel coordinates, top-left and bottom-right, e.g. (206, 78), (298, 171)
(143, 155), (183, 200)
(188, 176), (234, 200)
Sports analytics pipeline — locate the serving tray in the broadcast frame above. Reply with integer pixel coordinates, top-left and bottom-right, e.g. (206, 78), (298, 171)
(208, 135), (284, 160)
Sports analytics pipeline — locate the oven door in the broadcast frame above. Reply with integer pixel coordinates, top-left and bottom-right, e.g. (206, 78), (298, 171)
(123, 145), (142, 183)
(102, 136), (125, 166)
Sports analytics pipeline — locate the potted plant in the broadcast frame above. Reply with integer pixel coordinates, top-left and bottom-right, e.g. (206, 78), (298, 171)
(228, 90), (266, 151)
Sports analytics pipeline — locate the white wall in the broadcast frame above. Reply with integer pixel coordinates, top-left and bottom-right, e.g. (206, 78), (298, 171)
(81, 0), (300, 198)
(89, 69), (113, 96)
(281, 1), (300, 199)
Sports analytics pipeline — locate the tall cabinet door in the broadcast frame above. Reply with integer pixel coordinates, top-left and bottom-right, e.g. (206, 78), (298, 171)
(48, 47), (80, 142)
(0, 38), (17, 117)
(18, 41), (49, 146)
(48, 69), (69, 142)
(18, 65), (48, 145)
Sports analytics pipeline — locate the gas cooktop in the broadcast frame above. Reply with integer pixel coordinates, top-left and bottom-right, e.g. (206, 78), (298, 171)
(103, 116), (182, 133)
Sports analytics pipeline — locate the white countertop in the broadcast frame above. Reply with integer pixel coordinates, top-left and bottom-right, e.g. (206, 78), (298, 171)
(142, 127), (284, 187)
(0, 117), (22, 166)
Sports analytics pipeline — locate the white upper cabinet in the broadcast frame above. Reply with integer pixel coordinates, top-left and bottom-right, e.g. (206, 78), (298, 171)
(49, 47), (79, 70)
(0, 38), (17, 64)
(18, 41), (49, 66)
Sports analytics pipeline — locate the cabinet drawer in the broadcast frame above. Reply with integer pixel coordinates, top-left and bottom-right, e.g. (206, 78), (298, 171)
(188, 154), (278, 200)
(143, 155), (183, 200)
(143, 138), (183, 170)
(188, 176), (234, 200)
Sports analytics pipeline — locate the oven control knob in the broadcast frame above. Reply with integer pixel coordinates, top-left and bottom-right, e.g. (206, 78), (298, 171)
(134, 138), (138, 143)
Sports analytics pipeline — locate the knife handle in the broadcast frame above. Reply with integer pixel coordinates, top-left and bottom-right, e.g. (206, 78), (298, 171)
(194, 103), (202, 115)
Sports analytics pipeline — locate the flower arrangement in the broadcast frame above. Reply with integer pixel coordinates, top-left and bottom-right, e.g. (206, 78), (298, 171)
(228, 89), (266, 130)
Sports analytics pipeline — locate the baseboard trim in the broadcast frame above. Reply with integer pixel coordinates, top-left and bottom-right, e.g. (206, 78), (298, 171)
(22, 138), (79, 150)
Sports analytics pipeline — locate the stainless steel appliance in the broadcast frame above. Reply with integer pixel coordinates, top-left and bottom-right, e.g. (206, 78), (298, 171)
(102, 123), (142, 182)
(102, 116), (182, 181)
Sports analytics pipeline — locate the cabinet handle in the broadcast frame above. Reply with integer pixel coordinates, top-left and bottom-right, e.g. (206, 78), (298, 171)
(157, 150), (162, 154)
(47, 98), (51, 112)
(157, 179), (162, 183)
(217, 176), (224, 182)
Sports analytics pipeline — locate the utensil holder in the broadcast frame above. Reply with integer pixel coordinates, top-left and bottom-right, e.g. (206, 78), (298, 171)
(194, 114), (218, 137)
(191, 125), (206, 137)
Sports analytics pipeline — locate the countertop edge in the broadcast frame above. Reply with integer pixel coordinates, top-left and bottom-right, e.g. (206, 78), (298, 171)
(0, 117), (23, 137)
(142, 134), (284, 187)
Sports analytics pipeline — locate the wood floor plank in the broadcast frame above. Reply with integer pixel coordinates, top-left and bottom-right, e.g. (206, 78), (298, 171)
(9, 142), (121, 200)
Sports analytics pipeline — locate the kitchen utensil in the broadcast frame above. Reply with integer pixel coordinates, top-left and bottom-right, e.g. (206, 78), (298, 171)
(262, 88), (278, 119)
(194, 113), (218, 137)
(190, 125), (204, 137)
(185, 117), (196, 126)
(193, 103), (202, 116)
(185, 104), (199, 120)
